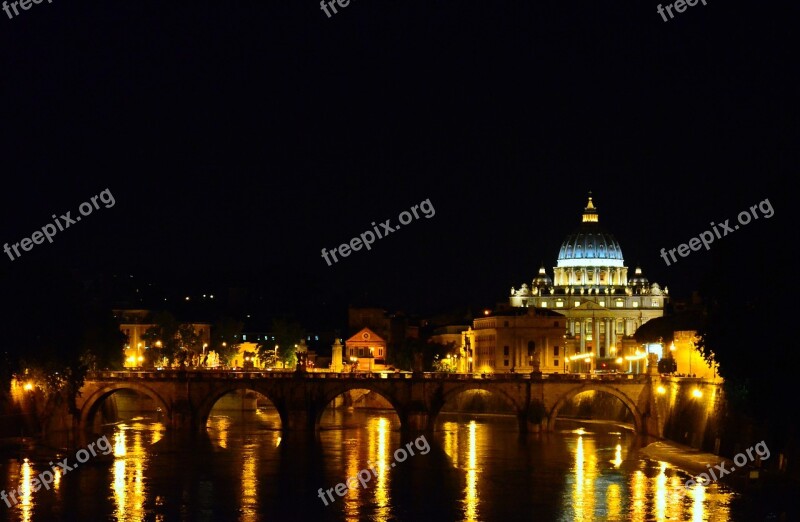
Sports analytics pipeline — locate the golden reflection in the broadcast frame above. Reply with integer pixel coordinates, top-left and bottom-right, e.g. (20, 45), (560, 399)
(630, 470), (646, 522)
(571, 435), (597, 521)
(209, 415), (231, 449)
(53, 466), (62, 492)
(372, 416), (390, 517)
(442, 422), (459, 469)
(655, 461), (667, 521)
(440, 419), (481, 521)
(111, 425), (146, 521)
(20, 458), (32, 522)
(114, 429), (127, 457)
(343, 427), (362, 520)
(606, 483), (621, 519)
(611, 443), (622, 468)
(240, 443), (259, 522)
(690, 481), (705, 522)
(465, 420), (478, 521)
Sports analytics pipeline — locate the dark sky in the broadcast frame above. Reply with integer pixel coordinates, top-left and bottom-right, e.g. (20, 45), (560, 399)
(0, 0), (793, 328)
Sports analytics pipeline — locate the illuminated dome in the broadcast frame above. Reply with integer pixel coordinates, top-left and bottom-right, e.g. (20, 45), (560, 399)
(556, 195), (624, 268)
(532, 266), (553, 287)
(629, 266), (649, 285)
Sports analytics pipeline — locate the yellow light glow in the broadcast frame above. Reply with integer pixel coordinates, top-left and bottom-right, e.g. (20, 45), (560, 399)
(625, 353), (648, 361)
(23, 382), (33, 391)
(611, 443), (622, 468)
(21, 458), (33, 522)
(483, 309), (491, 316)
(615, 357), (624, 364)
(692, 389), (703, 398)
(466, 420), (479, 521)
(657, 386), (666, 395)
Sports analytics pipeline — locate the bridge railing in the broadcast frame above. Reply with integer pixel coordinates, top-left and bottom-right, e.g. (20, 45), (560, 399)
(86, 370), (653, 383)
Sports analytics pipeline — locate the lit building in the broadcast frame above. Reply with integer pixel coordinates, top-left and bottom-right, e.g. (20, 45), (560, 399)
(462, 308), (566, 373)
(509, 195), (668, 373)
(113, 309), (211, 368)
(345, 328), (387, 371)
(670, 330), (717, 379)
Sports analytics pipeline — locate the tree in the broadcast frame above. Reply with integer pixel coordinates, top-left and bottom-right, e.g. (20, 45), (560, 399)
(431, 354), (455, 372)
(657, 356), (677, 374)
(263, 318), (305, 368)
(212, 317), (244, 364)
(146, 311), (180, 364)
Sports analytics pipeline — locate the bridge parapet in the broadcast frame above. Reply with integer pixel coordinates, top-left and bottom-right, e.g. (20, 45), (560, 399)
(77, 371), (663, 437)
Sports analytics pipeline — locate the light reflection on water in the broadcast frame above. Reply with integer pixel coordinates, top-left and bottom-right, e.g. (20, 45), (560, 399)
(0, 410), (746, 521)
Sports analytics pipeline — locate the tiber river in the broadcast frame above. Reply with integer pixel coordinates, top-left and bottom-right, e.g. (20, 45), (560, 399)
(0, 390), (781, 521)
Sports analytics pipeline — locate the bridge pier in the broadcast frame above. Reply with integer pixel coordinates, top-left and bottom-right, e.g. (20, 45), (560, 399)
(282, 408), (316, 432)
(403, 411), (434, 432)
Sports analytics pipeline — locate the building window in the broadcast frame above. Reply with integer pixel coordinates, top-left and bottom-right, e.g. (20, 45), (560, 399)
(504, 321), (509, 327)
(553, 359), (559, 367)
(541, 301), (547, 307)
(651, 299), (659, 307)
(617, 321), (624, 333)
(528, 341), (535, 355)
(242, 334), (246, 341)
(556, 301), (564, 308)
(553, 346), (559, 357)
(599, 301), (605, 307)
(616, 300), (624, 308)
(574, 301), (580, 307)
(504, 360), (509, 366)
(632, 301), (639, 308)
(503, 346), (509, 355)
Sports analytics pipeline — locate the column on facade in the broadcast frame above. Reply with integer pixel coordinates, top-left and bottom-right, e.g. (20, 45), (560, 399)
(579, 321), (585, 352)
(542, 336), (548, 369)
(593, 318), (600, 353)
(604, 318), (610, 356)
(612, 318), (617, 352)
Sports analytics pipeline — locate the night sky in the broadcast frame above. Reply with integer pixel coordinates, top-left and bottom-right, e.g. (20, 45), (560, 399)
(0, 0), (792, 330)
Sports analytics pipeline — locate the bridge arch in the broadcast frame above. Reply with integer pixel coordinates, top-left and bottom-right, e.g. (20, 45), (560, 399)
(316, 383), (403, 430)
(547, 384), (642, 433)
(195, 384), (285, 430)
(79, 383), (171, 431)
(434, 383), (524, 417)
(429, 383), (527, 432)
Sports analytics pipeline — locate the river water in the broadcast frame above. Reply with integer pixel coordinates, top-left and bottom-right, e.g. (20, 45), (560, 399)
(0, 407), (769, 521)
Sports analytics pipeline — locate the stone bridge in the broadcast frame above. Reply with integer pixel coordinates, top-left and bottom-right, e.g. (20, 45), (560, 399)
(75, 370), (666, 437)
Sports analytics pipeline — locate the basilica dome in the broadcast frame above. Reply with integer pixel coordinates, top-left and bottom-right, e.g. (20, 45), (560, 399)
(556, 196), (624, 268)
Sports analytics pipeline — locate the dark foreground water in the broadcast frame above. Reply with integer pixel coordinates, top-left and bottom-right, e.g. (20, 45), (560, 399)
(0, 408), (785, 521)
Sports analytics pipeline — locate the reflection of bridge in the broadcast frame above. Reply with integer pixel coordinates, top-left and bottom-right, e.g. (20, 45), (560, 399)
(76, 370), (667, 436)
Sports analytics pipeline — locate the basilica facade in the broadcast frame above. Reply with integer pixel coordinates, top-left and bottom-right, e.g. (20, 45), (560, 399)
(509, 196), (668, 373)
